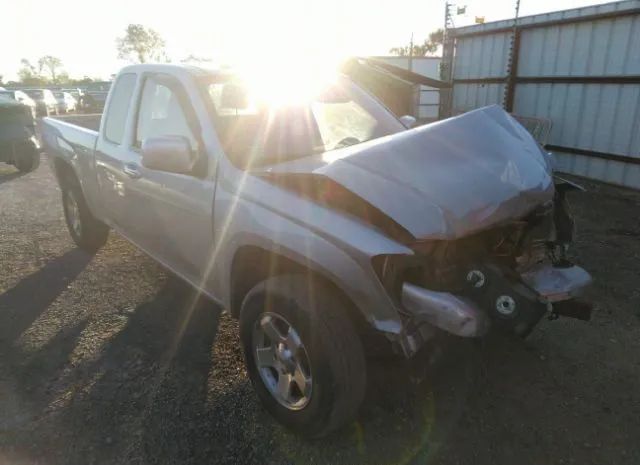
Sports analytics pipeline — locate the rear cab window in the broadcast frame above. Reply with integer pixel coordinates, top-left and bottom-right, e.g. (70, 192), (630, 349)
(103, 73), (137, 145)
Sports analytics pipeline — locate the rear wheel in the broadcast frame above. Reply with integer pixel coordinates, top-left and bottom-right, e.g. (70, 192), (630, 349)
(240, 275), (366, 437)
(62, 178), (109, 252)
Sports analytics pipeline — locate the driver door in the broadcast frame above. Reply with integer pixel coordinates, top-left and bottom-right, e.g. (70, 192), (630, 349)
(125, 73), (216, 284)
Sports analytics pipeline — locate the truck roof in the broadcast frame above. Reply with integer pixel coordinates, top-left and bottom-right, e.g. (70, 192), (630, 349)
(118, 63), (223, 78)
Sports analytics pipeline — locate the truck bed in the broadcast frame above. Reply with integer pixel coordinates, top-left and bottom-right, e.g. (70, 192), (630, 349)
(40, 114), (103, 217)
(49, 114), (102, 131)
(40, 115), (99, 156)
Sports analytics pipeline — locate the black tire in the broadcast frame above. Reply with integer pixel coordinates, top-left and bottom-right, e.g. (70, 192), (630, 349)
(61, 177), (109, 252)
(240, 274), (366, 438)
(13, 140), (40, 173)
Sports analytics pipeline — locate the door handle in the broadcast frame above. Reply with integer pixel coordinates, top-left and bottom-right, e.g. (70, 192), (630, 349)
(123, 163), (142, 179)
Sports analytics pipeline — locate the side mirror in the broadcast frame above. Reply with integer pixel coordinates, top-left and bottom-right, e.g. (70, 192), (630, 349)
(141, 135), (194, 174)
(399, 115), (417, 129)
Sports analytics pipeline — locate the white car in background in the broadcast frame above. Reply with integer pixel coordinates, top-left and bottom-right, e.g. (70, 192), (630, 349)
(0, 90), (38, 119)
(24, 89), (58, 116)
(53, 91), (77, 113)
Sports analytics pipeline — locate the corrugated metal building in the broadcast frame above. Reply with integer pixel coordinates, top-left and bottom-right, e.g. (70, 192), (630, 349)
(372, 56), (442, 121)
(446, 0), (640, 189)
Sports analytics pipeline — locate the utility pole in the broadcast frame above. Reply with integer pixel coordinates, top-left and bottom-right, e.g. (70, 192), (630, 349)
(441, 1), (454, 82)
(440, 1), (455, 118)
(408, 32), (414, 71)
(503, 0), (522, 111)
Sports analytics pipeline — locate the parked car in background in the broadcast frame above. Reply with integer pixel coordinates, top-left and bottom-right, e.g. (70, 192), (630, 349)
(80, 81), (111, 112)
(23, 89), (58, 116)
(53, 91), (77, 113)
(0, 95), (40, 172)
(0, 90), (37, 119)
(62, 88), (83, 103)
(42, 64), (593, 437)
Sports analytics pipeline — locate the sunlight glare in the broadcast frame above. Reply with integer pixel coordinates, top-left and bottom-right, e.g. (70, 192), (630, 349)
(215, 0), (347, 106)
(236, 57), (340, 107)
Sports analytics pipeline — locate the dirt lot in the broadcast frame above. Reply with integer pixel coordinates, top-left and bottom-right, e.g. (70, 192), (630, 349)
(1, 156), (639, 465)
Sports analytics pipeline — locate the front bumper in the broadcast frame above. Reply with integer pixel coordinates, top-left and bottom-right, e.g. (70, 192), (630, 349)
(400, 263), (592, 344)
(520, 265), (592, 302)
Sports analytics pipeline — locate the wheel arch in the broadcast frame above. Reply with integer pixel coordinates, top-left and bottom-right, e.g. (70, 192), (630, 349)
(52, 156), (79, 186)
(229, 245), (372, 336)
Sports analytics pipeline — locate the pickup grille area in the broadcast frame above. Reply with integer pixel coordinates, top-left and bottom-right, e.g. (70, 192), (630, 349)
(407, 203), (555, 292)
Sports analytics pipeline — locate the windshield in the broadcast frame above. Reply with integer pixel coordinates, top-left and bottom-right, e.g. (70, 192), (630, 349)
(53, 92), (64, 98)
(205, 75), (405, 168)
(24, 89), (43, 98)
(0, 91), (14, 99)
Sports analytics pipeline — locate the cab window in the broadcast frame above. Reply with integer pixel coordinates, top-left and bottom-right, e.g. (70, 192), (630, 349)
(103, 73), (136, 145)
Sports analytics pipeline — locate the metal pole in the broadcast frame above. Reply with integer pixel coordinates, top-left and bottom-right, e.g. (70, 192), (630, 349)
(503, 0), (522, 111)
(409, 32), (414, 72)
(439, 2), (455, 118)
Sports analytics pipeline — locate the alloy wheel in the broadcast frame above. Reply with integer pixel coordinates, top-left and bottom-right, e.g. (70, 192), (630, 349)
(252, 312), (313, 410)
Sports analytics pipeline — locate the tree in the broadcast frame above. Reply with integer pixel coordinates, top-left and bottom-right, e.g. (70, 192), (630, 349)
(38, 55), (64, 83)
(389, 28), (444, 57)
(116, 24), (167, 63)
(72, 76), (98, 85)
(180, 54), (212, 64)
(17, 59), (47, 86)
(56, 71), (71, 85)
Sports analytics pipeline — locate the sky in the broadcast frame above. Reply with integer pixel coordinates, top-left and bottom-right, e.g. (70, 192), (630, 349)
(1, 0), (612, 81)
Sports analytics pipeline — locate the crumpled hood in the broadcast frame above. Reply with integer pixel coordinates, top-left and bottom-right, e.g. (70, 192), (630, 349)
(263, 105), (555, 240)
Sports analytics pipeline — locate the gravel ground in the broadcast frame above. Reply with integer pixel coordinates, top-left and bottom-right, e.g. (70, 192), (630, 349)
(0, 156), (639, 465)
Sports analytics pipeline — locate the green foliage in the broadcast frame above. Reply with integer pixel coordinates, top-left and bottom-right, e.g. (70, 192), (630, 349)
(13, 57), (99, 86)
(17, 59), (48, 86)
(389, 28), (444, 57)
(38, 55), (64, 83)
(116, 24), (167, 63)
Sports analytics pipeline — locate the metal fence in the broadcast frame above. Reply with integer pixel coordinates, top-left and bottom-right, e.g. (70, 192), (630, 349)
(444, 0), (640, 189)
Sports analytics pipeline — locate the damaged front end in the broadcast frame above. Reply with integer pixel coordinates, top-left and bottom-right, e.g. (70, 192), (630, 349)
(258, 104), (593, 357)
(379, 178), (592, 357)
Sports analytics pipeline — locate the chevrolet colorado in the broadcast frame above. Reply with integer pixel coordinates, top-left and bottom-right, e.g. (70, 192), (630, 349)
(42, 64), (592, 437)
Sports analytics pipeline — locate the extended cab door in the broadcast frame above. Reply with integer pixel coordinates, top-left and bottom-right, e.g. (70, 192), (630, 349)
(95, 73), (139, 229)
(122, 73), (217, 284)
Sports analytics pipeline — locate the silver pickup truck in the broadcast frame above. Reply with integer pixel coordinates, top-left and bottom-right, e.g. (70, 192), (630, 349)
(42, 64), (592, 437)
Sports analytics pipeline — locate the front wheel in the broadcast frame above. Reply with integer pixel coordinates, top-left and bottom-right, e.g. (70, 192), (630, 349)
(62, 179), (109, 252)
(240, 275), (367, 437)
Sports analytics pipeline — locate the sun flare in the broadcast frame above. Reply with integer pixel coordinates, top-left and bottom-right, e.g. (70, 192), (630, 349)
(234, 57), (341, 107)
(210, 0), (350, 106)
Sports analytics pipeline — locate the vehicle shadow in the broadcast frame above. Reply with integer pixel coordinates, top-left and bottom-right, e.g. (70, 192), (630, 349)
(0, 248), (94, 345)
(0, 170), (26, 185)
(188, 333), (592, 465)
(2, 260), (625, 465)
(145, 336), (487, 465)
(19, 276), (224, 465)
